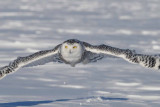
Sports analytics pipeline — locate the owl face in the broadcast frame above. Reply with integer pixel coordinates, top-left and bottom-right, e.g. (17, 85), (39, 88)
(60, 42), (84, 64)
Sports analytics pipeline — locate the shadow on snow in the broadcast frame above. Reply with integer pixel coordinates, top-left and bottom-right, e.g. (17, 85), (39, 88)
(0, 96), (128, 107)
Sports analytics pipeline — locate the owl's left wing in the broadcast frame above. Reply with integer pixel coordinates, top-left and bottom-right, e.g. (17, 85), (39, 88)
(83, 51), (118, 64)
(0, 44), (61, 79)
(83, 42), (160, 70)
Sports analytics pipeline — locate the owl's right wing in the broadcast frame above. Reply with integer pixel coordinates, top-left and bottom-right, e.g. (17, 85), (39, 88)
(83, 42), (160, 70)
(0, 44), (61, 79)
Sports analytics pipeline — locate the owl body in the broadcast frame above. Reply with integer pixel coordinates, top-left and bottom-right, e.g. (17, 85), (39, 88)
(1, 39), (160, 79)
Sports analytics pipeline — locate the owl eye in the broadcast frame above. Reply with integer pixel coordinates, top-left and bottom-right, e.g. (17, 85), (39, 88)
(65, 46), (68, 49)
(73, 46), (77, 49)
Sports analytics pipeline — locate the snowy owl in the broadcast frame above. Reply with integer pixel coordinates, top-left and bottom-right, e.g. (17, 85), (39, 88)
(0, 39), (160, 79)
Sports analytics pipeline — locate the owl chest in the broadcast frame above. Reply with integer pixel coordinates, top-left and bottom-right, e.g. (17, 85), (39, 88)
(60, 52), (82, 63)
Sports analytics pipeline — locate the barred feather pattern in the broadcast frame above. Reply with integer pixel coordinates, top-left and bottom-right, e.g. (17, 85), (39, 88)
(136, 54), (160, 69)
(122, 51), (160, 69)
(83, 42), (160, 69)
(0, 45), (60, 78)
(83, 42), (134, 58)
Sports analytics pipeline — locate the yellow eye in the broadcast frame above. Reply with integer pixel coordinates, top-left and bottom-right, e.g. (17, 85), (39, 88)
(65, 46), (68, 49)
(73, 46), (77, 49)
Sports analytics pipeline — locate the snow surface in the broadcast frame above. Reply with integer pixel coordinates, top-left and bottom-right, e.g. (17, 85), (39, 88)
(0, 0), (160, 107)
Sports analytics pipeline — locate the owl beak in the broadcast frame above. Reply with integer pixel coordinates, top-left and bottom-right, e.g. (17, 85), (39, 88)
(69, 50), (72, 54)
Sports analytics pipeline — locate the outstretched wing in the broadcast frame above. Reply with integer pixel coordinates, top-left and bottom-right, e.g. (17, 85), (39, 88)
(83, 51), (118, 64)
(83, 42), (160, 70)
(0, 44), (61, 79)
(24, 53), (63, 67)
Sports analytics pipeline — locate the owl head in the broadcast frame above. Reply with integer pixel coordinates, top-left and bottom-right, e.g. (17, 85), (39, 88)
(60, 39), (84, 63)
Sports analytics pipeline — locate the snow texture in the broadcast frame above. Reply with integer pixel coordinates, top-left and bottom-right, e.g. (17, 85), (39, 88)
(0, 0), (160, 107)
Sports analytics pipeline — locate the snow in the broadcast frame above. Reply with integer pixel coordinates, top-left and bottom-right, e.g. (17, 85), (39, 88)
(0, 0), (160, 107)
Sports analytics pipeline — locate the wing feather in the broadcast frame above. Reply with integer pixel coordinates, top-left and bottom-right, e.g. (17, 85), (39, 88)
(0, 44), (61, 79)
(23, 54), (63, 67)
(83, 42), (160, 69)
(83, 51), (118, 64)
